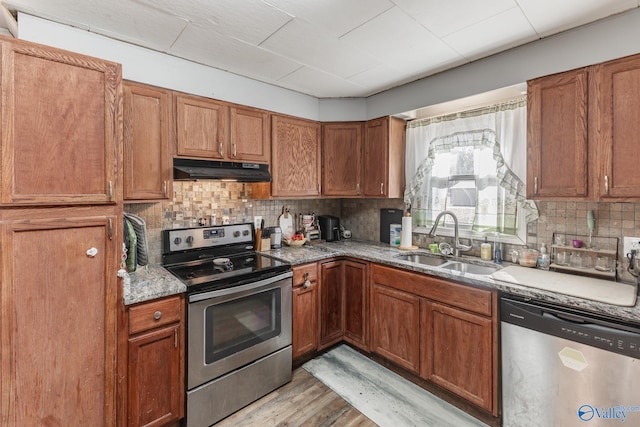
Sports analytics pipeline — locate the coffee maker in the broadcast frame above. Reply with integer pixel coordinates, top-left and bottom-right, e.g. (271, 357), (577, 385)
(318, 215), (341, 242)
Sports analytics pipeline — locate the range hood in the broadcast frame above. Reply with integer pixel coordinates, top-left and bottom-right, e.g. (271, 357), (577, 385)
(173, 158), (271, 182)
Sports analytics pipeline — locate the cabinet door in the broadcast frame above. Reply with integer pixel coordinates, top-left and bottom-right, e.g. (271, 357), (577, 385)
(230, 105), (270, 163)
(0, 215), (118, 425)
(292, 281), (318, 358)
(595, 54), (640, 199)
(175, 92), (228, 159)
(363, 117), (405, 198)
(421, 301), (495, 413)
(128, 325), (183, 427)
(322, 122), (363, 196)
(527, 69), (589, 198)
(0, 39), (121, 205)
(270, 115), (321, 198)
(318, 260), (344, 349)
(370, 283), (420, 374)
(343, 260), (368, 350)
(124, 81), (172, 200)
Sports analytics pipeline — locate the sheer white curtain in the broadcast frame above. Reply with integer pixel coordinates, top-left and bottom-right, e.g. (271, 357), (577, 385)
(404, 98), (538, 233)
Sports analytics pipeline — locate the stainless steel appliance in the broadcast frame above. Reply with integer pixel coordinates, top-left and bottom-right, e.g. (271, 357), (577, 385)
(501, 296), (640, 427)
(318, 215), (340, 241)
(162, 223), (292, 427)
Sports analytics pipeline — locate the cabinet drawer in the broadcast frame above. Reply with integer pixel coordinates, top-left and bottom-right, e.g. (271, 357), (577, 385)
(293, 263), (318, 287)
(129, 295), (182, 335)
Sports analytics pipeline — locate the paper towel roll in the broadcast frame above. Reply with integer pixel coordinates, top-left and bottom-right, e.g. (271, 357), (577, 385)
(400, 216), (412, 248)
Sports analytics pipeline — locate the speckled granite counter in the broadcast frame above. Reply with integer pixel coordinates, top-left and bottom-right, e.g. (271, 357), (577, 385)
(123, 264), (186, 305)
(261, 240), (640, 324)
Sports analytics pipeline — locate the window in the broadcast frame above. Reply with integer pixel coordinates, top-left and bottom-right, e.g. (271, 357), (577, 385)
(404, 98), (537, 244)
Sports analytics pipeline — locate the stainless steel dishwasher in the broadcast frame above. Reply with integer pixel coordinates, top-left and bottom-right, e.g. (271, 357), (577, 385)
(501, 296), (640, 427)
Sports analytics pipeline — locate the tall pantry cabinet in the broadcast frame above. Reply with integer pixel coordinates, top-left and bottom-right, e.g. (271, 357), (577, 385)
(0, 36), (123, 426)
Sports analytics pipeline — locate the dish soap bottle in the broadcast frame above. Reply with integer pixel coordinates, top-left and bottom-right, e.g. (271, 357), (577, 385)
(480, 236), (492, 260)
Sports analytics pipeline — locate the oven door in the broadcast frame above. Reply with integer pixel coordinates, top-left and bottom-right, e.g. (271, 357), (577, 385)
(187, 271), (292, 390)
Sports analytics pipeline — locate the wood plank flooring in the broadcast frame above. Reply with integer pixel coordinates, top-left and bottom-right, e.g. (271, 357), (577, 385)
(213, 368), (377, 427)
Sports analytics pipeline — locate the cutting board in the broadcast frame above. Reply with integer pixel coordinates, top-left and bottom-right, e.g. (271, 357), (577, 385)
(278, 211), (294, 238)
(491, 265), (638, 306)
(380, 208), (403, 243)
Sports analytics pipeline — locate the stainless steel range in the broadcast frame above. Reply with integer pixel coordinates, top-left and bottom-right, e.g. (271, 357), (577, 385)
(162, 223), (292, 427)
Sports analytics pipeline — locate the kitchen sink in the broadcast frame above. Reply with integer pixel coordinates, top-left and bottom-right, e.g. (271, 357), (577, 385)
(440, 261), (497, 276)
(394, 253), (447, 266)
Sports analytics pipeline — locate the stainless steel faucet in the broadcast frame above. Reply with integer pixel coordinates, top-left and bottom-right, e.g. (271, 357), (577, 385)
(428, 210), (472, 257)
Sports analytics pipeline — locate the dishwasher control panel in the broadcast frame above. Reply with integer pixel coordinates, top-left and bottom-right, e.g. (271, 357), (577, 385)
(501, 297), (640, 359)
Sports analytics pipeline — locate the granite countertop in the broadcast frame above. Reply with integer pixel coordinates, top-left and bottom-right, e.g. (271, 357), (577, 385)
(262, 239), (640, 324)
(123, 264), (186, 306)
(123, 239), (640, 324)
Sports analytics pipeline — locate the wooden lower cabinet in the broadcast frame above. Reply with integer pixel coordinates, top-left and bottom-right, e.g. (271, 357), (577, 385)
(421, 301), (495, 412)
(370, 283), (421, 373)
(370, 264), (498, 416)
(127, 295), (184, 427)
(318, 260), (345, 349)
(343, 260), (368, 350)
(292, 263), (319, 359)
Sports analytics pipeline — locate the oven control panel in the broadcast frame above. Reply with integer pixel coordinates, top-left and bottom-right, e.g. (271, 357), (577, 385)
(165, 223), (253, 252)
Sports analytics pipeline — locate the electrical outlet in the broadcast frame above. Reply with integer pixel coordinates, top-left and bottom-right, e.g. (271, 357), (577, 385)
(623, 237), (640, 255)
(254, 216), (263, 230)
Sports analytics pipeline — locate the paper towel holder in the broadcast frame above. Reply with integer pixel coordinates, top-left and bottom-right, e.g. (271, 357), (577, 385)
(399, 208), (418, 250)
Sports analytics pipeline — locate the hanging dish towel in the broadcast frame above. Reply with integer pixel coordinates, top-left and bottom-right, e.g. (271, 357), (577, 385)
(123, 216), (137, 272)
(124, 213), (149, 266)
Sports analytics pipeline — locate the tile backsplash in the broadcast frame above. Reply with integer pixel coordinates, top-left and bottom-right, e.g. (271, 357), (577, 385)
(126, 182), (640, 282)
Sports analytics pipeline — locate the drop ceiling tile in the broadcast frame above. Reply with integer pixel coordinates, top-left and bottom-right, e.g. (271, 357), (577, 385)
(260, 18), (379, 79)
(392, 0), (516, 38)
(6, 0), (187, 49)
(517, 0), (639, 37)
(443, 7), (538, 60)
(263, 0), (394, 37)
(341, 7), (463, 72)
(169, 22), (302, 81)
(348, 64), (419, 94)
(278, 66), (369, 98)
(128, 0), (294, 45)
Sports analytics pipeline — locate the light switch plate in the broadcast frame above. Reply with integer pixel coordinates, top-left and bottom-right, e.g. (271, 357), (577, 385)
(623, 237), (640, 255)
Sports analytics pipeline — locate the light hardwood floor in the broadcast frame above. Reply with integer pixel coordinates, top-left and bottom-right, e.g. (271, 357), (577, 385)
(213, 368), (377, 427)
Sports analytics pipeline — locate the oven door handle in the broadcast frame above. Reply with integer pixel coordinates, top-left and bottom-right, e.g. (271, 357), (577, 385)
(188, 271), (293, 303)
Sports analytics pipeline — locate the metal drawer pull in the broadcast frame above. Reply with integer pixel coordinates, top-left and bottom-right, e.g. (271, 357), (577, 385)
(303, 272), (311, 288)
(154, 311), (162, 320)
(380, 182), (384, 194)
(605, 175), (609, 194)
(86, 247), (98, 257)
(534, 176), (539, 194)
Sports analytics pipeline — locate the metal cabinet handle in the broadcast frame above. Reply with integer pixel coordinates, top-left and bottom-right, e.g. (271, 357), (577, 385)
(174, 328), (178, 348)
(153, 311), (162, 320)
(219, 142), (224, 156)
(356, 183), (360, 194)
(605, 175), (609, 195)
(163, 180), (167, 197)
(108, 181), (113, 201)
(233, 143), (237, 158)
(303, 272), (311, 288)
(380, 182), (384, 194)
(534, 176), (539, 194)
(86, 247), (98, 257)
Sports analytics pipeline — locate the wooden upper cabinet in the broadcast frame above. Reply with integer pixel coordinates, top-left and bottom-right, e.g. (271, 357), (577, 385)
(527, 68), (589, 199)
(268, 114), (321, 198)
(123, 81), (172, 201)
(594, 55), (640, 199)
(174, 92), (228, 159)
(230, 105), (270, 164)
(363, 117), (405, 198)
(322, 122), (363, 197)
(0, 37), (122, 206)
